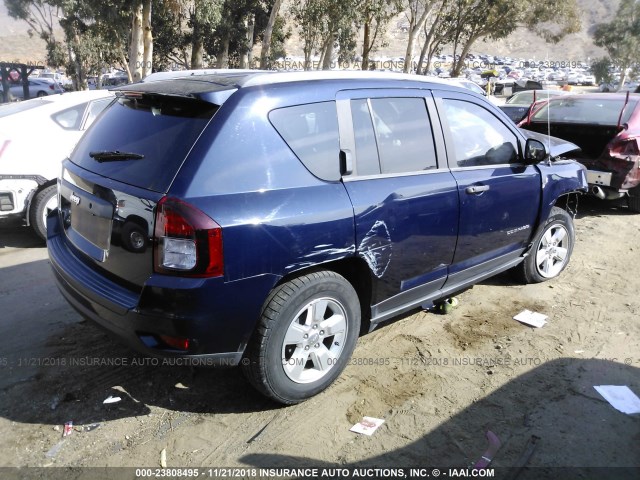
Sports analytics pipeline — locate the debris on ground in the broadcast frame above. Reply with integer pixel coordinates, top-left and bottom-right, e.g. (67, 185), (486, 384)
(103, 395), (122, 405)
(45, 440), (65, 459)
(472, 430), (501, 469)
(63, 421), (73, 437)
(594, 385), (640, 414)
(350, 417), (385, 436)
(513, 310), (548, 328)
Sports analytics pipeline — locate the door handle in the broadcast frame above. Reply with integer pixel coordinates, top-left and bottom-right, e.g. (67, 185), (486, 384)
(465, 185), (490, 194)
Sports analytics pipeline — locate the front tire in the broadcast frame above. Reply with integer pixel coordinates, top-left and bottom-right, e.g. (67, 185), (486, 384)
(242, 271), (361, 404)
(29, 185), (57, 241)
(513, 206), (575, 284)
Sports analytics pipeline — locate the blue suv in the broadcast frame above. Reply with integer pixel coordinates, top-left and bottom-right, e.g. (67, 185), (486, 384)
(47, 71), (587, 404)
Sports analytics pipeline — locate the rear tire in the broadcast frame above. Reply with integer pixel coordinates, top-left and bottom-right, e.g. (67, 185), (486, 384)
(242, 271), (361, 404)
(29, 185), (57, 241)
(513, 206), (575, 284)
(628, 190), (640, 213)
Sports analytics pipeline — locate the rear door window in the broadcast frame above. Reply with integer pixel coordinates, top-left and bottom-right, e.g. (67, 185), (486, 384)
(71, 94), (218, 192)
(369, 97), (437, 174)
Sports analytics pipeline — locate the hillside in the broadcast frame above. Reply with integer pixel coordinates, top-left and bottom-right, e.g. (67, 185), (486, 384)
(0, 0), (619, 68)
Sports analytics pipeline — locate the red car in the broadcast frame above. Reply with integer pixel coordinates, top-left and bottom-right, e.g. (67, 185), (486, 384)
(520, 93), (640, 211)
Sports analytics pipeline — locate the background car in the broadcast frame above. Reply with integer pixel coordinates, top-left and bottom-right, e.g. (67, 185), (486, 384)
(0, 90), (114, 238)
(0, 78), (65, 101)
(494, 79), (543, 96)
(520, 93), (640, 211)
(499, 89), (572, 123)
(443, 78), (487, 96)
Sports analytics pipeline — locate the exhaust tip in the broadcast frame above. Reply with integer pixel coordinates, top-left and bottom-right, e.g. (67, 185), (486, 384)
(592, 186), (606, 199)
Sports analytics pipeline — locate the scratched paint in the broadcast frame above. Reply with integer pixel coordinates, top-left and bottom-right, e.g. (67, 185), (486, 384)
(358, 220), (392, 278)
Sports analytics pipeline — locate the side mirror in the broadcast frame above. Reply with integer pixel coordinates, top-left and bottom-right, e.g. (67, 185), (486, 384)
(524, 138), (547, 163)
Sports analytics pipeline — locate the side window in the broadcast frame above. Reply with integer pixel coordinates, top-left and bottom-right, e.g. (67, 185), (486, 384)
(83, 97), (113, 130)
(269, 101), (340, 181)
(442, 99), (519, 167)
(369, 97), (438, 174)
(51, 104), (86, 130)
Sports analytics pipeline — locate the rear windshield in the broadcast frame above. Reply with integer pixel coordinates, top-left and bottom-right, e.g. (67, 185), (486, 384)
(531, 97), (637, 125)
(71, 93), (218, 192)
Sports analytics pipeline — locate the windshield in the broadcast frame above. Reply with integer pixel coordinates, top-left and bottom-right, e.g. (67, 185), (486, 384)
(531, 97), (637, 125)
(71, 94), (218, 192)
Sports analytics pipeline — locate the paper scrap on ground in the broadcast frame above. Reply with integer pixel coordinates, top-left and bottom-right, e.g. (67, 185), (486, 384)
(63, 421), (73, 437)
(513, 310), (548, 328)
(350, 417), (385, 436)
(594, 385), (640, 415)
(103, 395), (122, 404)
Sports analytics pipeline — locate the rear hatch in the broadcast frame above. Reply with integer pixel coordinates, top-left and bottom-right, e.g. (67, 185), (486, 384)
(522, 96), (638, 160)
(58, 90), (221, 289)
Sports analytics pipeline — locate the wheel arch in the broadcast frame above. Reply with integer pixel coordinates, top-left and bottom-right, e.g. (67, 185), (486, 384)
(25, 179), (57, 226)
(271, 257), (374, 335)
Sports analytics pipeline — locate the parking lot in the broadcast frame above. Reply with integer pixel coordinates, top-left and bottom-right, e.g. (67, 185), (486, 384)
(0, 196), (639, 474)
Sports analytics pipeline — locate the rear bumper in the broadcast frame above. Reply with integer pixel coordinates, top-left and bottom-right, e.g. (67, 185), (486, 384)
(581, 156), (640, 195)
(0, 178), (39, 217)
(47, 211), (277, 365)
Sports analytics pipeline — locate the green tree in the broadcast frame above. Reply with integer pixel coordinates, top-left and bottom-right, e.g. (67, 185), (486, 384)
(415, 0), (452, 75)
(152, 0), (191, 70)
(5, 0), (153, 87)
(593, 0), (640, 91)
(259, 0), (283, 68)
(445, 0), (580, 77)
(189, 0), (223, 68)
(402, 0), (439, 73)
(358, 0), (401, 70)
(591, 57), (613, 85)
(4, 0), (63, 66)
(290, 0), (326, 70)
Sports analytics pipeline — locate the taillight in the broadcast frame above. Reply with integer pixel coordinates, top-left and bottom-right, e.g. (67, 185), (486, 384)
(49, 84), (54, 90)
(153, 197), (223, 277)
(609, 137), (640, 156)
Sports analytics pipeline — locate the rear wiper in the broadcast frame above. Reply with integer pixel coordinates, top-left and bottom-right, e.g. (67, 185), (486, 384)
(89, 150), (145, 162)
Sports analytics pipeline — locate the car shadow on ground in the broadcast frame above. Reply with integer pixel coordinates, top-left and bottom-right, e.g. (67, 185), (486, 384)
(240, 358), (640, 475)
(576, 195), (635, 218)
(0, 219), (44, 248)
(0, 318), (278, 425)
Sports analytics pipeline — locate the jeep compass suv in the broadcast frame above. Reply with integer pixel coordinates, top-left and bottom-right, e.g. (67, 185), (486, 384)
(47, 71), (587, 404)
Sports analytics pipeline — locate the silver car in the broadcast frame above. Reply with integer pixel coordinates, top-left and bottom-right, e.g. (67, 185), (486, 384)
(0, 78), (65, 100)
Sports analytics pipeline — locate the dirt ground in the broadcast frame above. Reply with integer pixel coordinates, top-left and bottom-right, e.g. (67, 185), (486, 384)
(0, 195), (639, 478)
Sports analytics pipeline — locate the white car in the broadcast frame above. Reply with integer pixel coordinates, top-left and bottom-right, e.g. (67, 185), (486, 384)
(0, 90), (114, 239)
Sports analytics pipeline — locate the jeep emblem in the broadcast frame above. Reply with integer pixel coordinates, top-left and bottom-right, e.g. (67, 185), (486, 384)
(70, 193), (81, 206)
